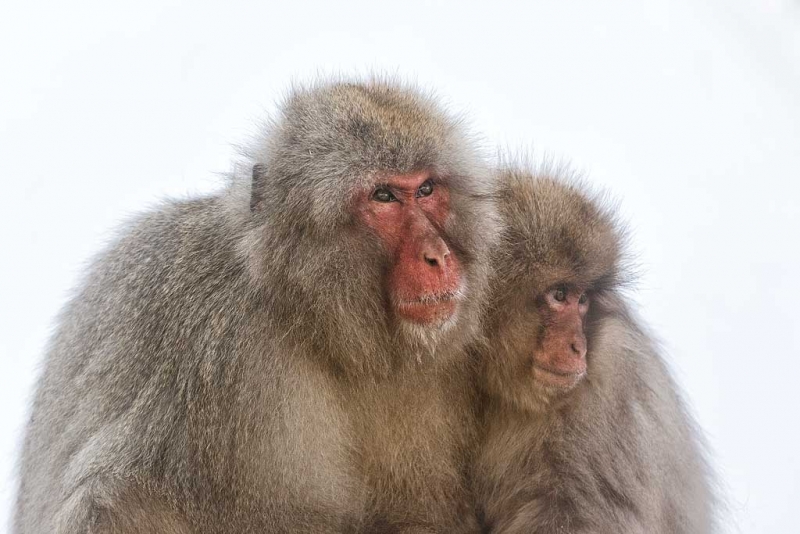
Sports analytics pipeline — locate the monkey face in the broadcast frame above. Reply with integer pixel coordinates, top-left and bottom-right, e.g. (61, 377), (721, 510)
(530, 284), (589, 390)
(356, 170), (464, 328)
(483, 281), (594, 412)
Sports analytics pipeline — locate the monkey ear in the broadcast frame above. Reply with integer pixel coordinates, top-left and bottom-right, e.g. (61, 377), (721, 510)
(251, 164), (266, 212)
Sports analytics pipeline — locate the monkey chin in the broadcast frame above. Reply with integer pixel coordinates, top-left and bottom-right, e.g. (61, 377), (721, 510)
(392, 299), (465, 364)
(395, 300), (458, 327)
(532, 363), (586, 391)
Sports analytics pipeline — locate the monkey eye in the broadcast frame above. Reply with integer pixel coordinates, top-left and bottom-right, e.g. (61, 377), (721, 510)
(578, 292), (588, 305)
(416, 179), (434, 198)
(372, 186), (397, 203)
(553, 286), (568, 302)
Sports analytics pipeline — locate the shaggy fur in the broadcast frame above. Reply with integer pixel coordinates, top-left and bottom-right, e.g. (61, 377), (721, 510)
(14, 78), (502, 533)
(473, 165), (716, 533)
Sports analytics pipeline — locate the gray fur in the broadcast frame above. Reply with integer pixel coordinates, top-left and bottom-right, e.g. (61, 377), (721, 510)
(473, 166), (716, 533)
(14, 78), (502, 533)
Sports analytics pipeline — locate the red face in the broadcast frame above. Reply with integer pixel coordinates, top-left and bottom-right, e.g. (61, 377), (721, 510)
(355, 171), (462, 326)
(532, 286), (589, 389)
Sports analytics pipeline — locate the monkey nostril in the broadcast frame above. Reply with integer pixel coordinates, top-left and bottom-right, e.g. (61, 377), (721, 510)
(570, 340), (588, 359)
(422, 238), (449, 268)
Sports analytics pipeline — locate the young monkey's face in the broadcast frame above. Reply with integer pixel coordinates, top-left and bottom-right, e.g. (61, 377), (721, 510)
(530, 284), (590, 390)
(487, 282), (592, 412)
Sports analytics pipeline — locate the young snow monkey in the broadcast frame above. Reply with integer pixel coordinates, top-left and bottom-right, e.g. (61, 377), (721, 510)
(473, 166), (716, 534)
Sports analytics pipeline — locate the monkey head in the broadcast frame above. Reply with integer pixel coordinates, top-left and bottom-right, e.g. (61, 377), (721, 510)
(239, 80), (501, 376)
(482, 167), (628, 411)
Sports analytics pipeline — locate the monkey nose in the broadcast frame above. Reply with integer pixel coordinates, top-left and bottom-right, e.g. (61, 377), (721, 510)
(422, 239), (450, 268)
(423, 253), (440, 267)
(570, 336), (587, 359)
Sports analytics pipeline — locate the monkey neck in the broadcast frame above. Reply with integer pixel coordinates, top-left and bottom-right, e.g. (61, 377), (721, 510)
(480, 376), (589, 424)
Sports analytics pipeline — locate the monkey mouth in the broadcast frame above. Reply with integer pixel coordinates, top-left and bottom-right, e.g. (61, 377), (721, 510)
(532, 363), (586, 390)
(408, 290), (461, 305)
(394, 289), (463, 325)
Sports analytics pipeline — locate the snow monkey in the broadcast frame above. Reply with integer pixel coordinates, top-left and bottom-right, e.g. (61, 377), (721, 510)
(14, 79), (502, 534)
(473, 166), (716, 534)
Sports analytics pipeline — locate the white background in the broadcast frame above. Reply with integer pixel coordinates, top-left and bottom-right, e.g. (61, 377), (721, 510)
(1, 1), (798, 532)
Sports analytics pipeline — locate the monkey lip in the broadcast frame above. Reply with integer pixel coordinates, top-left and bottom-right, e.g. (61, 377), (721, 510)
(532, 363), (586, 389)
(394, 291), (460, 325)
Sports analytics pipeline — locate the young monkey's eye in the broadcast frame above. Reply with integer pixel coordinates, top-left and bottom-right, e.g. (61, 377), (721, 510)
(372, 187), (397, 203)
(416, 179), (434, 198)
(553, 287), (567, 302)
(578, 292), (589, 305)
